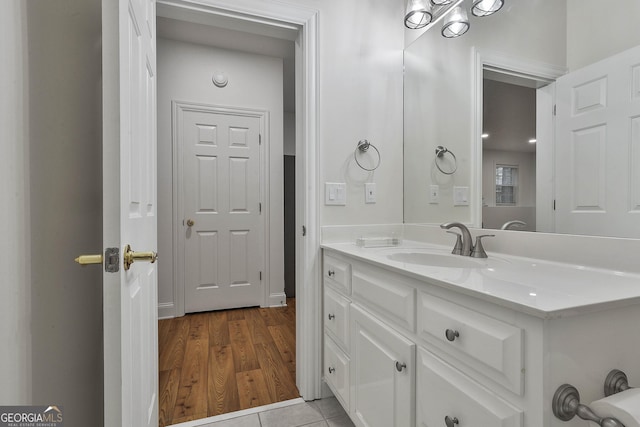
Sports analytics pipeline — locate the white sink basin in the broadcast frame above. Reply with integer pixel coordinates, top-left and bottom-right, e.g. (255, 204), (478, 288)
(387, 252), (487, 268)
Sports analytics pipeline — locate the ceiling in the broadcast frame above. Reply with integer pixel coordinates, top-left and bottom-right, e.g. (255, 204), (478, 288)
(482, 77), (537, 153)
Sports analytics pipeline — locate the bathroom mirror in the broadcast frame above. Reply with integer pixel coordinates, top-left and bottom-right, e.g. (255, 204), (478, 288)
(403, 0), (640, 238)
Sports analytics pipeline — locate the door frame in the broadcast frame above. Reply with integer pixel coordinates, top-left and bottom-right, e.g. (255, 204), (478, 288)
(172, 101), (269, 311)
(158, 0), (321, 400)
(471, 48), (566, 229)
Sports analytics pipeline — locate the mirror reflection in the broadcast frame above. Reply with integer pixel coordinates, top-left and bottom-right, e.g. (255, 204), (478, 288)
(403, 0), (640, 238)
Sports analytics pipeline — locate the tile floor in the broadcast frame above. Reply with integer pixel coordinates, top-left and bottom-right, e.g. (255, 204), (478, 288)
(197, 398), (355, 427)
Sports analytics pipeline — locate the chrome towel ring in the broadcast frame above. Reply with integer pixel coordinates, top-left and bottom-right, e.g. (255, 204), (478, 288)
(354, 139), (381, 171)
(435, 145), (457, 175)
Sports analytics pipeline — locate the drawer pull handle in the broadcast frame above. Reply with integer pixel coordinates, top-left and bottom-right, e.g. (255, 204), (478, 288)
(328, 313), (335, 320)
(445, 416), (459, 427)
(328, 367), (335, 374)
(395, 361), (407, 372)
(328, 270), (335, 277)
(445, 329), (460, 342)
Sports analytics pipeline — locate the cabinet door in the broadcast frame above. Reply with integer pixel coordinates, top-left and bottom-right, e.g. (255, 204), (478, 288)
(351, 304), (415, 427)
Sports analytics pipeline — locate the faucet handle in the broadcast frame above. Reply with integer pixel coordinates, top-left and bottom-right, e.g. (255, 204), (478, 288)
(471, 234), (495, 258)
(446, 231), (463, 255)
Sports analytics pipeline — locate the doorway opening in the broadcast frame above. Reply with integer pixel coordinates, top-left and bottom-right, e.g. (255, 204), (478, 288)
(154, 1), (319, 425)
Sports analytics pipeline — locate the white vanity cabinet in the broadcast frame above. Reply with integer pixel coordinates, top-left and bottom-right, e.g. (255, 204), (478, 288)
(322, 248), (640, 427)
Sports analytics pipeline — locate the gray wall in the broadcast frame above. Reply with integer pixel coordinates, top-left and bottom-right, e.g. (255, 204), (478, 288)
(27, 0), (103, 425)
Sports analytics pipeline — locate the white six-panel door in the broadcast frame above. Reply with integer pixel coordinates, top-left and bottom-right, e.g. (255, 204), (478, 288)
(555, 45), (640, 238)
(102, 0), (158, 425)
(176, 103), (265, 313)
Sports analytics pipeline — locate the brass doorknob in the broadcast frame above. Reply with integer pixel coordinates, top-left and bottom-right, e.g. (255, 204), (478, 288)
(186, 219), (195, 227)
(123, 244), (157, 271)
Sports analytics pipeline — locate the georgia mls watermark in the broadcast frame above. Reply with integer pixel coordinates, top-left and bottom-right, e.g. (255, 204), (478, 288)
(0, 406), (63, 427)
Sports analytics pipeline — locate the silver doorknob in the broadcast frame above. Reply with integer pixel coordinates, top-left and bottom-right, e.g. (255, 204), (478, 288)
(186, 219), (195, 227)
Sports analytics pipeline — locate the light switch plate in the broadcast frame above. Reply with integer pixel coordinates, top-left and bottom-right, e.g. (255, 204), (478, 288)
(453, 186), (469, 206)
(429, 185), (439, 204)
(365, 183), (377, 204)
(325, 182), (346, 205)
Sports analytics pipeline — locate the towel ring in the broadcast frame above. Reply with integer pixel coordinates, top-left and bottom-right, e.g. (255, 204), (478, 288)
(354, 140), (381, 171)
(435, 145), (457, 175)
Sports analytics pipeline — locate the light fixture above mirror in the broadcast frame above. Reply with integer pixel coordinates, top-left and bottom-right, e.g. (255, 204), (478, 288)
(404, 0), (505, 38)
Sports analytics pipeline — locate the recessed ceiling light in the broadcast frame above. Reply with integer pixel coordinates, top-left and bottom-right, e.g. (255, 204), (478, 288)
(481, 133), (489, 139)
(529, 138), (537, 144)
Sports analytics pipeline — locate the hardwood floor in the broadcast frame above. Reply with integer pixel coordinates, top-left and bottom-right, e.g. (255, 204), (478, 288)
(158, 298), (299, 427)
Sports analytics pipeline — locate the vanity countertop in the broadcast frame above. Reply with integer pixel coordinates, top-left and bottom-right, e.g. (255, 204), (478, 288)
(321, 241), (640, 319)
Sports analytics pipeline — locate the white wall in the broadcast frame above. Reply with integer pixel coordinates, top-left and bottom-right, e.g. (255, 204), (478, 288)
(567, 0), (640, 71)
(0, 0), (31, 405)
(284, 111), (296, 156)
(317, 0), (405, 225)
(404, 0), (567, 224)
(157, 38), (285, 315)
(26, 0), (104, 424)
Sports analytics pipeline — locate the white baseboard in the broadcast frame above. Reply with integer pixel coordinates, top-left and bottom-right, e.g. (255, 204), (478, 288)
(158, 302), (175, 319)
(266, 292), (287, 307)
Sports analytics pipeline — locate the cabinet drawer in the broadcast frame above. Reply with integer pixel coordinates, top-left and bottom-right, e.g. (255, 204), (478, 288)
(417, 347), (523, 427)
(418, 292), (524, 394)
(352, 264), (416, 332)
(324, 253), (351, 294)
(324, 334), (350, 411)
(324, 286), (350, 350)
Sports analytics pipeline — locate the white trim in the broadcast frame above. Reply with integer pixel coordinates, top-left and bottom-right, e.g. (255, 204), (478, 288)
(471, 48), (566, 228)
(172, 101), (269, 312)
(168, 398), (305, 427)
(158, 303), (175, 320)
(159, 0), (321, 401)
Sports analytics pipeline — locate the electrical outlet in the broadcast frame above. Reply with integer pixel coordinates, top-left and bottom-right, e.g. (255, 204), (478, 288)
(365, 183), (377, 203)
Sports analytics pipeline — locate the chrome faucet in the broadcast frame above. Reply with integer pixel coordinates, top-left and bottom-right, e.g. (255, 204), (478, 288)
(441, 222), (495, 258)
(440, 222), (473, 256)
(501, 220), (527, 230)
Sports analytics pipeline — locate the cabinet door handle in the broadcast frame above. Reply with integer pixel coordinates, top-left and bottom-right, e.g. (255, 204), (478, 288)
(445, 329), (460, 342)
(328, 313), (335, 320)
(328, 270), (335, 277)
(445, 416), (459, 426)
(395, 361), (407, 372)
(328, 367), (335, 374)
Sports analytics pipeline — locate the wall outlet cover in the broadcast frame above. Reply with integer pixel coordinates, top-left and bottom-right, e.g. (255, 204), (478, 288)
(429, 184), (439, 204)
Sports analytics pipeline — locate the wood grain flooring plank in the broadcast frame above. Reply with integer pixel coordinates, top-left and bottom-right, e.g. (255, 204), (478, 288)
(173, 316), (209, 421)
(254, 340), (300, 402)
(226, 308), (246, 321)
(228, 320), (260, 372)
(209, 311), (230, 346)
(236, 369), (272, 410)
(244, 308), (273, 345)
(159, 316), (190, 371)
(268, 325), (296, 375)
(158, 368), (180, 427)
(208, 344), (241, 416)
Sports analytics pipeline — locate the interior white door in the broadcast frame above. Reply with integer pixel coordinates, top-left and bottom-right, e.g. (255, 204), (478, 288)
(180, 105), (264, 313)
(555, 45), (640, 237)
(102, 0), (158, 426)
